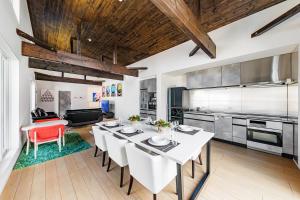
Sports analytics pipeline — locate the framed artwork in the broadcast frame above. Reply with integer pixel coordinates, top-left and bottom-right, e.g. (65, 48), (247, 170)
(117, 83), (122, 96)
(41, 89), (54, 102)
(92, 92), (101, 102)
(106, 86), (110, 97)
(102, 86), (106, 97)
(111, 84), (116, 97)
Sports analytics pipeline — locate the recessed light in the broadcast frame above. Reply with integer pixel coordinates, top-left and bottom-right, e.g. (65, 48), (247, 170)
(87, 38), (92, 42)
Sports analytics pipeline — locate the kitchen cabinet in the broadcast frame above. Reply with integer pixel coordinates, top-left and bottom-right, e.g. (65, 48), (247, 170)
(222, 63), (241, 86)
(292, 52), (298, 82)
(283, 123), (294, 155)
(140, 80), (147, 90)
(214, 115), (233, 142)
(232, 125), (247, 144)
(187, 67), (221, 89)
(147, 78), (156, 93)
(184, 118), (214, 133)
(294, 124), (298, 163)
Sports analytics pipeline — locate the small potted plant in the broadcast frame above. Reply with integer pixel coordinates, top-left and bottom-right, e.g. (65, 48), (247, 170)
(155, 119), (170, 133)
(128, 115), (141, 126)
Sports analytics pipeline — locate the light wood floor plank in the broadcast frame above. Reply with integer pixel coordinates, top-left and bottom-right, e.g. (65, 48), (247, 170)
(14, 166), (34, 200)
(30, 163), (46, 200)
(0, 170), (22, 200)
(45, 160), (61, 200)
(55, 157), (77, 200)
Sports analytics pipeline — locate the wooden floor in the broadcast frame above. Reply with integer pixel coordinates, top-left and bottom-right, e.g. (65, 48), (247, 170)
(1, 125), (300, 200)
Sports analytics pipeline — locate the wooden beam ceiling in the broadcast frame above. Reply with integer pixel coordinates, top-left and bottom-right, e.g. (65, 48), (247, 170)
(29, 58), (124, 80)
(150, 0), (216, 58)
(26, 0), (285, 64)
(251, 3), (300, 38)
(22, 41), (138, 77)
(35, 72), (103, 85)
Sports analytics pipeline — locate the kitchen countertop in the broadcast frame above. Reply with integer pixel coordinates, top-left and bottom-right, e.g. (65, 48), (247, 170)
(184, 110), (298, 124)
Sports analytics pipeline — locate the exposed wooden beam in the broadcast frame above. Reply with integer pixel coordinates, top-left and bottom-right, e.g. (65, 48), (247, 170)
(126, 67), (148, 70)
(16, 29), (56, 52)
(251, 3), (300, 38)
(150, 0), (216, 58)
(189, 45), (201, 57)
(29, 58), (124, 80)
(35, 72), (103, 85)
(22, 41), (138, 77)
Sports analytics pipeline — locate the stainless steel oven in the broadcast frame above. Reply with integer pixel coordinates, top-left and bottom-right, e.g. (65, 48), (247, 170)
(247, 119), (283, 155)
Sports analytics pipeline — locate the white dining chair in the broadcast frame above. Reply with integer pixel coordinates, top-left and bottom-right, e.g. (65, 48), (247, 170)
(104, 132), (129, 187)
(191, 148), (203, 179)
(125, 143), (177, 200)
(92, 126), (108, 167)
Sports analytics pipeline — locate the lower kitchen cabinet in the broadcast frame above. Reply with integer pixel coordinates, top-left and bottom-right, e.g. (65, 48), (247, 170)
(232, 125), (247, 144)
(294, 124), (298, 163)
(283, 123), (294, 155)
(184, 118), (214, 132)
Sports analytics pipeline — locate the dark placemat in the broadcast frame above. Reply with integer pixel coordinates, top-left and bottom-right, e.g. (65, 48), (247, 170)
(141, 138), (180, 153)
(117, 129), (143, 137)
(103, 124), (123, 129)
(175, 128), (200, 135)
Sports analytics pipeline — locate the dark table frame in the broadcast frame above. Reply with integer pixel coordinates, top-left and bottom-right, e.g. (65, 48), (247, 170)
(176, 141), (211, 200)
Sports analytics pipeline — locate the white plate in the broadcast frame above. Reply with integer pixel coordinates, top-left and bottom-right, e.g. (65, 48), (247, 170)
(120, 127), (137, 134)
(148, 136), (170, 146)
(105, 121), (118, 127)
(178, 125), (194, 132)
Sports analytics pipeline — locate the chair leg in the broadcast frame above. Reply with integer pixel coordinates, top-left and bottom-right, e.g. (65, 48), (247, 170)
(102, 151), (106, 167)
(120, 167), (124, 187)
(34, 143), (37, 159)
(94, 146), (98, 157)
(153, 194), (157, 200)
(192, 160), (195, 179)
(199, 153), (202, 165)
(63, 135), (65, 146)
(26, 140), (30, 155)
(107, 157), (112, 172)
(127, 175), (134, 195)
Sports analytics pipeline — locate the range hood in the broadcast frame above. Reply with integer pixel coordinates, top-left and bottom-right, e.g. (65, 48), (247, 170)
(240, 53), (298, 86)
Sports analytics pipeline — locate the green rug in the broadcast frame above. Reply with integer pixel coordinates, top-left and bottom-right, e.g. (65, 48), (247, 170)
(14, 132), (92, 170)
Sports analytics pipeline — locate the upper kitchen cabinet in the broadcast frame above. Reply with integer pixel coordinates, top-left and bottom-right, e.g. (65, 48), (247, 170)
(187, 67), (221, 89)
(221, 63), (241, 86)
(140, 78), (156, 92)
(147, 78), (157, 93)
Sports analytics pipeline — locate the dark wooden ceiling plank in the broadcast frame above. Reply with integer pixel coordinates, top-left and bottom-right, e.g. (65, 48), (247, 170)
(35, 72), (103, 85)
(29, 58), (124, 80)
(251, 3), (300, 38)
(150, 0), (216, 58)
(22, 41), (138, 77)
(26, 0), (285, 64)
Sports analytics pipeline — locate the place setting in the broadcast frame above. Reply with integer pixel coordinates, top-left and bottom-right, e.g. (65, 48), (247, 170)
(142, 135), (180, 153)
(101, 119), (124, 129)
(117, 126), (144, 137)
(175, 124), (202, 135)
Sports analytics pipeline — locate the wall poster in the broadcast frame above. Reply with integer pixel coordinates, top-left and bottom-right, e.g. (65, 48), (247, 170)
(111, 84), (116, 97)
(117, 83), (122, 96)
(41, 89), (55, 102)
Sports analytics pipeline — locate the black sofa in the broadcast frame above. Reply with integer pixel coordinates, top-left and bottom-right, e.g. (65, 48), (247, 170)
(64, 108), (103, 127)
(31, 108), (59, 122)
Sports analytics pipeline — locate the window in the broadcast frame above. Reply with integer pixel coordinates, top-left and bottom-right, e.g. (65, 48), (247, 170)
(0, 51), (10, 161)
(10, 0), (20, 23)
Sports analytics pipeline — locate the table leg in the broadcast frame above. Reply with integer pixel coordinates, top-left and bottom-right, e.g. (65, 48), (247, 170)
(190, 141), (211, 200)
(176, 163), (184, 200)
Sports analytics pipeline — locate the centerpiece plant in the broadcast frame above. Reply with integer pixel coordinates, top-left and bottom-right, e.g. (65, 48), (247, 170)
(155, 119), (171, 133)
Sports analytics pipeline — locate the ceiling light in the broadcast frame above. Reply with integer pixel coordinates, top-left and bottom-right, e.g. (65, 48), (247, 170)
(87, 38), (92, 42)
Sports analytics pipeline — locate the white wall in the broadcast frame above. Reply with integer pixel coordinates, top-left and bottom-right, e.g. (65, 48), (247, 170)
(102, 76), (139, 120)
(36, 80), (102, 114)
(0, 0), (33, 193)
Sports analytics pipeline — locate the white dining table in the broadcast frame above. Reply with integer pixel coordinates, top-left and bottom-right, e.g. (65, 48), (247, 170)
(97, 121), (214, 200)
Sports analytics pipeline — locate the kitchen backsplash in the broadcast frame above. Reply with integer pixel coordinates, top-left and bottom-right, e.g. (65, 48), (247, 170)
(189, 84), (298, 117)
